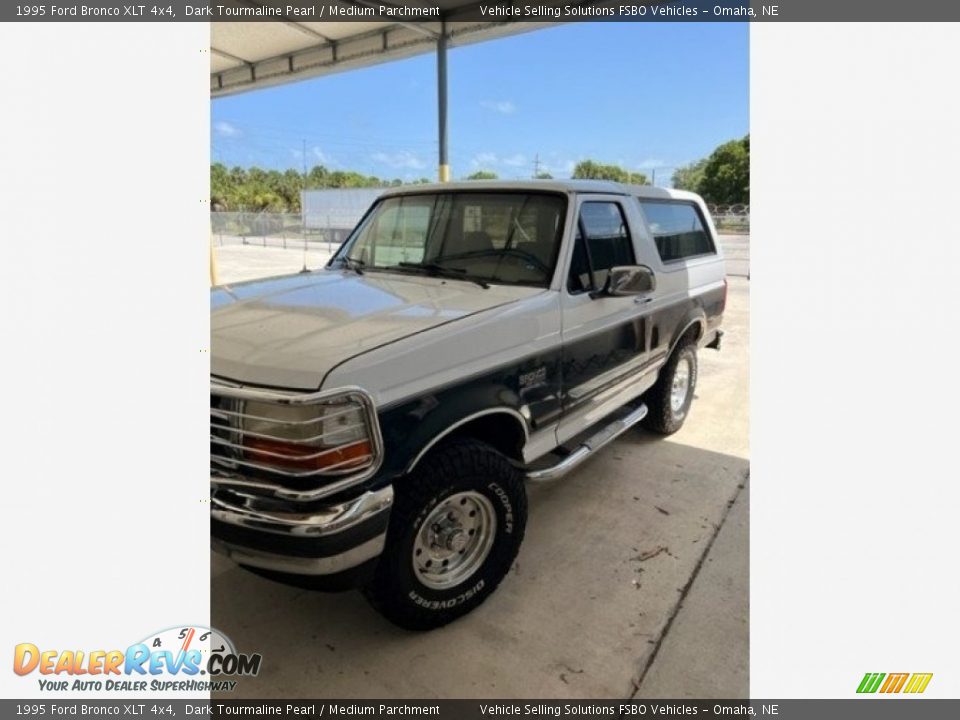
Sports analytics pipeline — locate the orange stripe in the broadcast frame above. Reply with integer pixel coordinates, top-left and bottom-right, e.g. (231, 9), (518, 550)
(892, 673), (909, 693)
(879, 675), (895, 693)
(180, 628), (196, 653)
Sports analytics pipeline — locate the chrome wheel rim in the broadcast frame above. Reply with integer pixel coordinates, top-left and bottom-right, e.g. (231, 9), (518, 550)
(412, 491), (497, 590)
(670, 357), (692, 413)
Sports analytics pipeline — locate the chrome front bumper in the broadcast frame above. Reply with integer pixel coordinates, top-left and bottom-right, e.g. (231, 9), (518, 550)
(211, 484), (394, 577)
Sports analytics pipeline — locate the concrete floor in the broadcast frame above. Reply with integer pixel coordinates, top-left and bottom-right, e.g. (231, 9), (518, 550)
(719, 233), (750, 278)
(635, 480), (749, 698)
(213, 237), (335, 285)
(211, 243), (750, 699)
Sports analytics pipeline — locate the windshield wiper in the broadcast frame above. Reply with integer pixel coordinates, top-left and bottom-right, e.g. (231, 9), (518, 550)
(337, 256), (365, 275)
(394, 262), (489, 289)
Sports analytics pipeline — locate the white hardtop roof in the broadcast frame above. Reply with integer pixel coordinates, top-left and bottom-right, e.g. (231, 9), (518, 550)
(377, 180), (699, 200)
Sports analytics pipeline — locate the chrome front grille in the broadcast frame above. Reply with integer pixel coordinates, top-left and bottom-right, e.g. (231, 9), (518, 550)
(210, 381), (384, 502)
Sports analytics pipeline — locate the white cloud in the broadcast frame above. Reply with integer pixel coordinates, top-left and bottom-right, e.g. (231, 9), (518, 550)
(636, 158), (666, 169)
(312, 146), (334, 165)
(470, 152), (527, 169)
(480, 100), (516, 115)
(471, 152), (499, 168)
(371, 151), (426, 170)
(213, 121), (241, 138)
(536, 158), (577, 177)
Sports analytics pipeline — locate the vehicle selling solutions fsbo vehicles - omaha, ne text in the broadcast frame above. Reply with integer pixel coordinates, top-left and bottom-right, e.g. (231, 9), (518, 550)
(210, 181), (726, 630)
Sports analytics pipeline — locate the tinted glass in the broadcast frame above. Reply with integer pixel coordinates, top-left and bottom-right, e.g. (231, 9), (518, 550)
(640, 201), (715, 262)
(569, 202), (635, 292)
(342, 193), (565, 287)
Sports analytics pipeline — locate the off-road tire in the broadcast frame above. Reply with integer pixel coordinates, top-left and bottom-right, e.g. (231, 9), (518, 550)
(363, 438), (527, 631)
(642, 341), (698, 435)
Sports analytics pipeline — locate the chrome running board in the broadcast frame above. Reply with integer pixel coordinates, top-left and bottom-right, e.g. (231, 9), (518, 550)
(525, 403), (648, 483)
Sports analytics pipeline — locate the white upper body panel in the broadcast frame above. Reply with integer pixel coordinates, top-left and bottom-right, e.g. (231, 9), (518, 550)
(211, 269), (543, 390)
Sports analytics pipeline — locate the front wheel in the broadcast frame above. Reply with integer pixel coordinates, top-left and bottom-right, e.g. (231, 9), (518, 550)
(363, 439), (527, 630)
(642, 341), (699, 435)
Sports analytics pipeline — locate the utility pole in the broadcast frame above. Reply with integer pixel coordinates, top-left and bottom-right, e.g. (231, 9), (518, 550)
(651, 168), (657, 187)
(300, 139), (309, 273)
(533, 153), (542, 178)
(437, 23), (449, 182)
(301, 138), (307, 230)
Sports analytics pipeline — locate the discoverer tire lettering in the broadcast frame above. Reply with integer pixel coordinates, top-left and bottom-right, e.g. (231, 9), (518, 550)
(364, 439), (527, 630)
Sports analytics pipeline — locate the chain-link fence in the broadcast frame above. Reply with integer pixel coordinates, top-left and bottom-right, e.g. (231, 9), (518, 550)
(707, 204), (750, 232)
(210, 211), (353, 250)
(212, 202), (749, 252)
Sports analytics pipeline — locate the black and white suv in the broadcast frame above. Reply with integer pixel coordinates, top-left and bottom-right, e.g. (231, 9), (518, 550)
(210, 180), (726, 630)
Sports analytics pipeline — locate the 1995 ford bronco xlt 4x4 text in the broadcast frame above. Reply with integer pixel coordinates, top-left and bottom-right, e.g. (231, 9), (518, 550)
(211, 180), (725, 630)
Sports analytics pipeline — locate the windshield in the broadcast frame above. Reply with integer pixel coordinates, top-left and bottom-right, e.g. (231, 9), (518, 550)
(335, 192), (566, 287)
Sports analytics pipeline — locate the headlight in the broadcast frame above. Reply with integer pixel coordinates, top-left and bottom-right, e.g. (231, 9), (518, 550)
(321, 404), (366, 446)
(240, 399), (373, 474)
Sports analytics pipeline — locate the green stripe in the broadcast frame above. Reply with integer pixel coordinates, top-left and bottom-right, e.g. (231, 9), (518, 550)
(857, 672), (885, 693)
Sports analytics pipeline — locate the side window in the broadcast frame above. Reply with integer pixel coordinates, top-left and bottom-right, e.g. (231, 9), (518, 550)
(640, 201), (715, 263)
(568, 202), (635, 293)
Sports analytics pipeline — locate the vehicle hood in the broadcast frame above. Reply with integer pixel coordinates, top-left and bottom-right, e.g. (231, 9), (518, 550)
(211, 270), (541, 389)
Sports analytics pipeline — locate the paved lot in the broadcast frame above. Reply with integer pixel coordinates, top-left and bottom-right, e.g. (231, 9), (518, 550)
(718, 233), (749, 278)
(211, 245), (750, 699)
(213, 237), (335, 284)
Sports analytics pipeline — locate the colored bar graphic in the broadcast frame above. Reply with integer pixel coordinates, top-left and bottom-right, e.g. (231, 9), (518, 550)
(904, 673), (933, 694)
(858, 672), (933, 694)
(880, 673), (909, 693)
(857, 672), (885, 693)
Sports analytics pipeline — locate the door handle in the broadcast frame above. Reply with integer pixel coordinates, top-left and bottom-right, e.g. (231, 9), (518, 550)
(634, 296), (653, 305)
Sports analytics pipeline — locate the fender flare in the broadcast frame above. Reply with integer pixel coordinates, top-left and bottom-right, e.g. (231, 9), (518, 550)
(668, 313), (706, 356)
(404, 407), (529, 474)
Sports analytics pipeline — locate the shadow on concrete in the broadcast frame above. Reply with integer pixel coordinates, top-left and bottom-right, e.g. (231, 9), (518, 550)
(212, 433), (749, 699)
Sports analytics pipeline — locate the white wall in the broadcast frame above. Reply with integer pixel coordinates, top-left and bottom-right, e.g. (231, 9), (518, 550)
(751, 22), (960, 697)
(0, 22), (210, 698)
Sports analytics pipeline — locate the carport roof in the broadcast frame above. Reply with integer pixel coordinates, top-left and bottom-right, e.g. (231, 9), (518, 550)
(210, 1), (557, 97)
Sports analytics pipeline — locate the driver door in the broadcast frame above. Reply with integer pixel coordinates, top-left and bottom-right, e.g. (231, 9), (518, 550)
(557, 196), (658, 444)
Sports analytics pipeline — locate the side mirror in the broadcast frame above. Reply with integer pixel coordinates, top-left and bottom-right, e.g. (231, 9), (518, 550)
(596, 265), (656, 297)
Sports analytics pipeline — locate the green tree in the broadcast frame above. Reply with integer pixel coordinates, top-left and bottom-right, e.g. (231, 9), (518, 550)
(466, 170), (498, 180)
(211, 162), (441, 212)
(698, 135), (749, 205)
(671, 159), (707, 194)
(673, 135), (749, 204)
(534, 171), (553, 179)
(571, 160), (646, 185)
(210, 162), (231, 209)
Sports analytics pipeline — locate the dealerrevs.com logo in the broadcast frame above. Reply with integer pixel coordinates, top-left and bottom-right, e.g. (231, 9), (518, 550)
(13, 626), (261, 693)
(857, 672), (933, 694)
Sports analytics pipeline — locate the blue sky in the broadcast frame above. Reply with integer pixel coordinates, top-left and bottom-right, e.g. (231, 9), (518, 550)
(212, 22), (747, 184)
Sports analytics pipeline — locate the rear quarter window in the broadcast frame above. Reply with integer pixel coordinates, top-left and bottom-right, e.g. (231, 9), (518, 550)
(639, 200), (716, 263)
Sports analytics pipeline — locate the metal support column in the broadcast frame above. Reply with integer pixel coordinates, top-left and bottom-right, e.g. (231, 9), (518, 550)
(437, 23), (450, 182)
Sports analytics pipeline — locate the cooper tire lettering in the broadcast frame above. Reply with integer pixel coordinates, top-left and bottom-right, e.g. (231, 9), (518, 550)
(487, 482), (514, 534)
(364, 439), (527, 630)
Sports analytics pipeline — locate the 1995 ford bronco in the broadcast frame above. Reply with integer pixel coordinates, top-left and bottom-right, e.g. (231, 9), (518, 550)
(211, 180), (725, 630)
